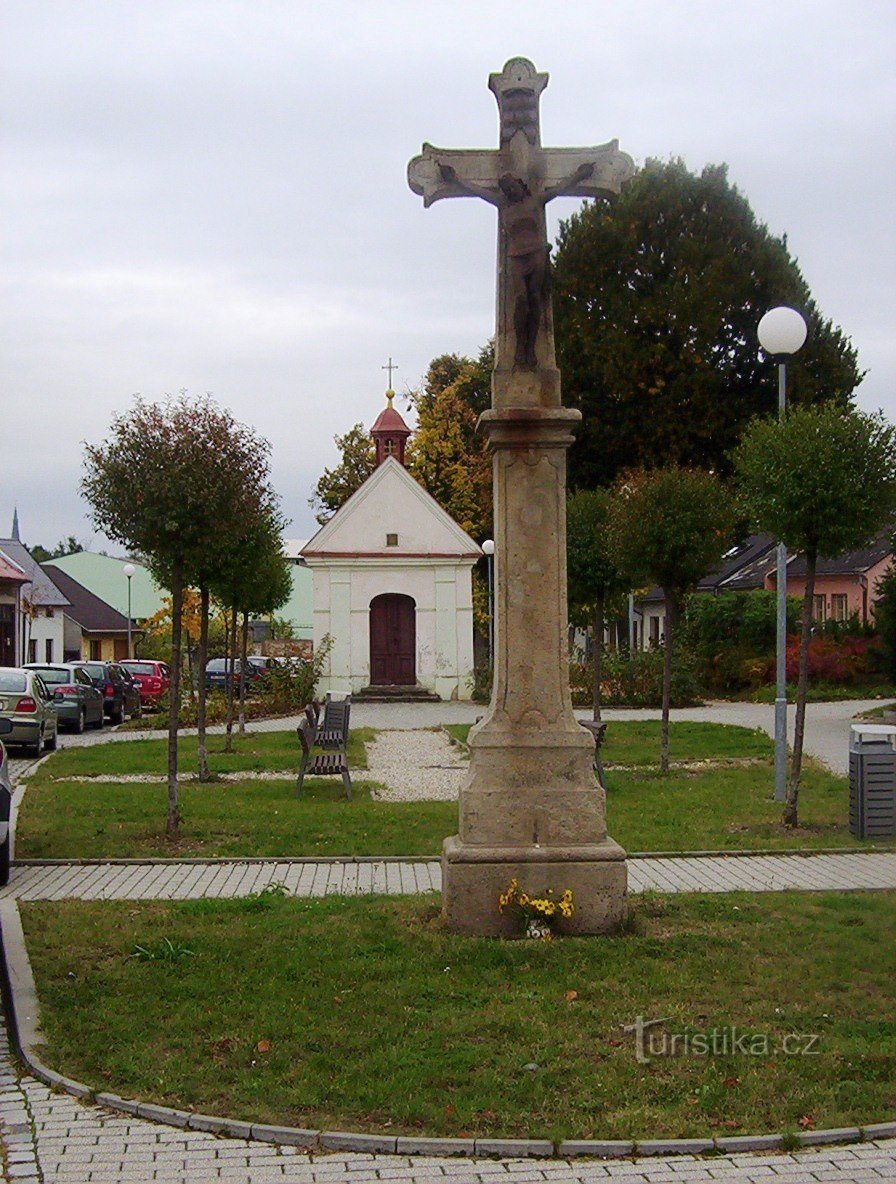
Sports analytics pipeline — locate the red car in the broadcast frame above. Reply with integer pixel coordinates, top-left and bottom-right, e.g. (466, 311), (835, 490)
(120, 660), (170, 709)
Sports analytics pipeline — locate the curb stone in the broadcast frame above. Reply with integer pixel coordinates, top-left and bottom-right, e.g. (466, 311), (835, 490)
(636, 1138), (715, 1155)
(557, 1140), (634, 1157)
(136, 1101), (191, 1127)
(188, 1113), (254, 1139)
(798, 1126), (862, 1146)
(863, 1121), (896, 1139)
(713, 1134), (784, 1152)
(320, 1131), (398, 1153)
(2, 892), (892, 1164)
(473, 1139), (554, 1157)
(251, 1122), (320, 1146)
(396, 1137), (476, 1155)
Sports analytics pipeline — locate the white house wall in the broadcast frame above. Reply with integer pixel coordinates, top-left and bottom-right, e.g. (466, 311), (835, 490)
(22, 609), (66, 664)
(309, 558), (476, 700)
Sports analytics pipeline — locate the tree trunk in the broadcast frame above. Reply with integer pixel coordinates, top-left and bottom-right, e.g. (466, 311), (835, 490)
(238, 610), (249, 734)
(661, 593), (677, 775)
(224, 606), (238, 754)
(166, 559), (184, 838)
(196, 584), (211, 781)
(184, 631), (196, 702)
(786, 547), (817, 827)
(592, 597), (604, 724)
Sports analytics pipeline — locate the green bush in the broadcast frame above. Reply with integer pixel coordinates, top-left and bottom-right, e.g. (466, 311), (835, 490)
(680, 591), (799, 695)
(570, 648), (699, 708)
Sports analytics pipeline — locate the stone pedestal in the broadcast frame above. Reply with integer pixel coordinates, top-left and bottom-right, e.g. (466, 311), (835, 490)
(441, 406), (628, 936)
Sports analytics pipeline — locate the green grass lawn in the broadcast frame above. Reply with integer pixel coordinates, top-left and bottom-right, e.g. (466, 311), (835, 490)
(16, 779), (455, 860)
(21, 891), (896, 1141)
(16, 759), (864, 859)
(26, 728), (374, 782)
(447, 720), (775, 766)
(16, 722), (874, 858)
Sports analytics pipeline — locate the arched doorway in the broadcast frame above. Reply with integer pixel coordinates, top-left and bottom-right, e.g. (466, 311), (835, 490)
(369, 594), (416, 686)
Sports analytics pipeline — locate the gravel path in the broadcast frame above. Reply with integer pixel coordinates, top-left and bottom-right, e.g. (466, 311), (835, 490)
(364, 728), (467, 800)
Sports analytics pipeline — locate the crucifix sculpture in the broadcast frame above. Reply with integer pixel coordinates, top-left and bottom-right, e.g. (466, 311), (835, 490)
(409, 59), (633, 936)
(409, 57), (633, 396)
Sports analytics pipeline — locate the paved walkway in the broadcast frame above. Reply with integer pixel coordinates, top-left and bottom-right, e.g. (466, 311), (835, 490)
(4, 850), (896, 903)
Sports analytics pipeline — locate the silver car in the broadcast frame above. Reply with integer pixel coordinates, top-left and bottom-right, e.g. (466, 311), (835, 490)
(25, 662), (105, 733)
(0, 717), (13, 885)
(0, 666), (59, 757)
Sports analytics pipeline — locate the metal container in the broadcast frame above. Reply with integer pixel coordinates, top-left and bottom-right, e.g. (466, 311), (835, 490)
(849, 724), (896, 839)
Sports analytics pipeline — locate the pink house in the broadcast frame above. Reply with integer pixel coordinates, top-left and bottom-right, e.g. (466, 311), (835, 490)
(765, 528), (893, 626)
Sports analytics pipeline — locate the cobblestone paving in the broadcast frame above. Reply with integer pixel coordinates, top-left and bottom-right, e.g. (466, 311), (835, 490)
(1, 1066), (895, 1184)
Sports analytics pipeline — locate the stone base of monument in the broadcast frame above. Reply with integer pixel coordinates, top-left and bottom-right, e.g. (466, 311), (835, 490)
(441, 835), (628, 937)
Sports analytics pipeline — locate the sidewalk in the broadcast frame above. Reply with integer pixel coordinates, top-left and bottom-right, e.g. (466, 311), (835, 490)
(4, 850), (896, 902)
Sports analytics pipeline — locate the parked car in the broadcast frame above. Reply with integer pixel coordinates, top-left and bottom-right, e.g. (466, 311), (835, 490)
(0, 717), (14, 885)
(118, 666), (144, 720)
(245, 655), (281, 681)
(24, 663), (105, 733)
(0, 666), (59, 756)
(120, 659), (170, 709)
(203, 657), (267, 694)
(77, 661), (142, 723)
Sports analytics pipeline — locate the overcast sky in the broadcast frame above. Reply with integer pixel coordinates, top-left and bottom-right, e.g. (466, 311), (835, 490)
(2, 1), (894, 551)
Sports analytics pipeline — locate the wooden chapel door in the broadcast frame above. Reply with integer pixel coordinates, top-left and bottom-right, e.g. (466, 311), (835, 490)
(369, 594), (416, 685)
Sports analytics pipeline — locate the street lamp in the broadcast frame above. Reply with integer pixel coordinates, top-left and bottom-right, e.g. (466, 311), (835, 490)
(482, 539), (495, 672)
(757, 306), (807, 802)
(123, 563), (135, 659)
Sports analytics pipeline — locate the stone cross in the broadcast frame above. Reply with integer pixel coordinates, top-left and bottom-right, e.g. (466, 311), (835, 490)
(408, 59), (632, 937)
(409, 57), (633, 403)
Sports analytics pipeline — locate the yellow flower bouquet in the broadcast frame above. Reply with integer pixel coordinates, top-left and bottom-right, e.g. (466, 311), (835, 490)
(498, 878), (574, 940)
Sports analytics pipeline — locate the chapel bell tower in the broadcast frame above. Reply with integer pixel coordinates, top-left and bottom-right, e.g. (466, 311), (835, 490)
(371, 390), (411, 467)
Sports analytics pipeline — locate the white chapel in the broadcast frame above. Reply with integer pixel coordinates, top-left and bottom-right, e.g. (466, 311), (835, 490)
(302, 393), (481, 700)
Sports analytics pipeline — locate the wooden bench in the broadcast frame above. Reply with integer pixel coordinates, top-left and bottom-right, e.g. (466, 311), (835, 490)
(318, 692), (351, 750)
(295, 714), (352, 799)
(579, 719), (608, 787)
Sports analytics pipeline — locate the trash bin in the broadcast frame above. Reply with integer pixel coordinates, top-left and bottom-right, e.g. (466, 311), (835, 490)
(849, 724), (896, 839)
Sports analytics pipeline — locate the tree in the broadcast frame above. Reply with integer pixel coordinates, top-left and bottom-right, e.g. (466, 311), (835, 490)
(309, 425), (375, 524)
(553, 159), (863, 491)
(211, 515), (292, 746)
(733, 405), (896, 825)
(405, 347), (493, 540)
(82, 394), (280, 835)
(873, 564), (896, 683)
(28, 537), (84, 564)
(607, 466), (735, 772)
(566, 489), (628, 722)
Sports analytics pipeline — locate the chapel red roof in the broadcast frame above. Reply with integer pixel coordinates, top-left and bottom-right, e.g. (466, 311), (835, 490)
(371, 404), (411, 434)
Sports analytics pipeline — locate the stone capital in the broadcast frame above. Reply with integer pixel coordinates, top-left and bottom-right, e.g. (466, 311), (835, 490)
(477, 404), (581, 451)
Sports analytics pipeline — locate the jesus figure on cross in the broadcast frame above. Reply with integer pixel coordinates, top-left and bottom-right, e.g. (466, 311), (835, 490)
(409, 57), (635, 382)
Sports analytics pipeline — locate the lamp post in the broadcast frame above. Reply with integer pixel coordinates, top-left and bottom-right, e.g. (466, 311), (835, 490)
(482, 539), (495, 672)
(757, 306), (807, 802)
(123, 563), (135, 659)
